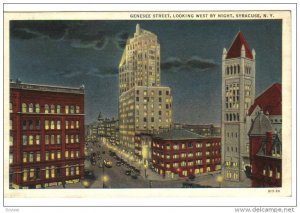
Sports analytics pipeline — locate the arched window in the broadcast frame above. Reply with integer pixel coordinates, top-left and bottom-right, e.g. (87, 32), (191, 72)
(22, 103), (27, 113)
(35, 104), (40, 113)
(229, 114), (232, 121)
(237, 65), (240, 73)
(226, 67), (229, 75)
(50, 121), (55, 130)
(45, 104), (49, 114)
(226, 114), (228, 121)
(57, 105), (61, 114)
(234, 65), (236, 74)
(65, 105), (69, 114)
(51, 105), (55, 114)
(237, 113), (240, 121)
(29, 103), (33, 113)
(233, 114), (236, 121)
(230, 66), (233, 74)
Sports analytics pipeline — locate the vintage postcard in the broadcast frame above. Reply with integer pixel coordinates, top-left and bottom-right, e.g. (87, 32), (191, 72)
(3, 5), (295, 207)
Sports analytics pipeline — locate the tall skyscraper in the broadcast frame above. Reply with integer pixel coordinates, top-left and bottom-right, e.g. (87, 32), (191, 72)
(119, 24), (173, 156)
(221, 32), (256, 182)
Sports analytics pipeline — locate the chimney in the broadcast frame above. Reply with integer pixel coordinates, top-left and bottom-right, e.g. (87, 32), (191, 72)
(136, 24), (141, 35)
(222, 48), (227, 60)
(252, 48), (256, 60)
(266, 131), (273, 155)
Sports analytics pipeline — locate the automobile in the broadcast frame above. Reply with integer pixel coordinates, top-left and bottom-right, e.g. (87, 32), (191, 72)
(188, 174), (196, 181)
(131, 174), (138, 179)
(134, 169), (140, 174)
(125, 170), (131, 176)
(84, 171), (96, 180)
(104, 159), (113, 168)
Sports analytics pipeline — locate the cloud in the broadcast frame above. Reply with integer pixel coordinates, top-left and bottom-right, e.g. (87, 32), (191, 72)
(161, 56), (218, 72)
(10, 21), (129, 51)
(87, 67), (118, 77)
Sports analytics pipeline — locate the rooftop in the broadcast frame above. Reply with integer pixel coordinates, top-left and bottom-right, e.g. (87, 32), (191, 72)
(248, 83), (282, 116)
(10, 81), (84, 94)
(249, 112), (274, 136)
(154, 128), (204, 140)
(226, 31), (253, 59)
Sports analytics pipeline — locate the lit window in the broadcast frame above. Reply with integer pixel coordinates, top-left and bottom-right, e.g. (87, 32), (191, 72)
(36, 135), (40, 145)
(181, 161), (187, 166)
(66, 166), (70, 176)
(45, 104), (49, 113)
(71, 121), (74, 129)
(57, 151), (61, 159)
(76, 121), (79, 129)
(9, 154), (13, 164)
(65, 105), (69, 114)
(51, 135), (55, 144)
(57, 135), (61, 144)
(71, 151), (74, 158)
(45, 167), (50, 179)
(45, 152), (49, 161)
(57, 120), (61, 130)
(45, 135), (49, 145)
(75, 135), (79, 143)
(45, 120), (49, 130)
(70, 135), (74, 143)
(57, 105), (61, 114)
(23, 152), (27, 163)
(50, 121), (55, 130)
(23, 169), (28, 182)
(65, 151), (69, 158)
(22, 135), (27, 146)
(35, 104), (40, 113)
(51, 105), (55, 113)
(51, 152), (55, 160)
(10, 136), (13, 146)
(29, 103), (33, 113)
(29, 152), (34, 162)
(36, 152), (41, 162)
(76, 151), (80, 158)
(70, 106), (75, 114)
(65, 121), (69, 129)
(76, 166), (80, 175)
(29, 168), (35, 180)
(22, 103), (27, 113)
(28, 135), (34, 145)
(66, 135), (69, 144)
(76, 106), (80, 114)
(10, 103), (13, 113)
(269, 169), (273, 178)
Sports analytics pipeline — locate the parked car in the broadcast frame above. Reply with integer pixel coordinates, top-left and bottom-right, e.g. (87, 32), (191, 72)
(189, 174), (196, 181)
(125, 170), (131, 176)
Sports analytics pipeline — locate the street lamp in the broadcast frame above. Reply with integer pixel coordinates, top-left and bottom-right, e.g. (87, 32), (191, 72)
(216, 175), (224, 188)
(102, 175), (109, 188)
(81, 179), (92, 188)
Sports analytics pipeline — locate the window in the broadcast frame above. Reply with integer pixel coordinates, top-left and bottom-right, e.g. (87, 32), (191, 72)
(36, 119), (41, 129)
(70, 151), (74, 158)
(50, 166), (55, 178)
(36, 152), (41, 162)
(45, 104), (49, 113)
(57, 151), (61, 159)
(181, 161), (187, 166)
(65, 121), (69, 129)
(29, 120), (33, 130)
(57, 120), (61, 130)
(45, 152), (49, 161)
(51, 152), (55, 160)
(36, 168), (41, 180)
(9, 154), (13, 164)
(188, 143), (193, 148)
(22, 135), (27, 146)
(29, 103), (33, 113)
(23, 152), (27, 163)
(76, 121), (79, 129)
(35, 104), (40, 113)
(51, 135), (55, 144)
(10, 136), (13, 146)
(22, 103), (27, 113)
(57, 135), (61, 144)
(66, 166), (70, 176)
(71, 167), (75, 176)
(45, 120), (49, 130)
(75, 135), (79, 143)
(45, 135), (49, 145)
(65, 151), (69, 159)
(70, 135), (74, 143)
(66, 135), (69, 144)
(50, 120), (55, 130)
(28, 135), (34, 145)
(29, 152), (34, 162)
(70, 106), (75, 114)
(70, 121), (74, 129)
(181, 144), (186, 149)
(57, 105), (61, 114)
(76, 151), (80, 158)
(23, 169), (28, 182)
(76, 166), (80, 175)
(269, 168), (273, 178)
(65, 105), (69, 114)
(10, 103), (13, 113)
(51, 105), (55, 113)
(196, 143), (202, 148)
(45, 167), (50, 179)
(30, 169), (35, 180)
(22, 120), (27, 130)
(181, 153), (186, 158)
(76, 106), (80, 114)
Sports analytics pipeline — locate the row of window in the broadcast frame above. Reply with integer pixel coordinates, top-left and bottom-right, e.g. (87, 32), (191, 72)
(152, 158), (221, 168)
(22, 165), (80, 182)
(225, 65), (240, 75)
(153, 142), (220, 149)
(21, 134), (80, 146)
(226, 131), (239, 138)
(225, 113), (240, 122)
(262, 167), (281, 179)
(45, 120), (80, 130)
(17, 103), (80, 114)
(153, 150), (220, 159)
(21, 150), (81, 164)
(136, 90), (170, 96)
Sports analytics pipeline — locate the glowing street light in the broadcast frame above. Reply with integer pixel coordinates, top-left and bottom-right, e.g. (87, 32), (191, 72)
(102, 175), (109, 188)
(216, 175), (224, 188)
(82, 179), (92, 188)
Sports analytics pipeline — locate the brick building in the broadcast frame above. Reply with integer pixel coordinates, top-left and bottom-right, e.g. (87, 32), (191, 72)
(9, 81), (85, 189)
(151, 129), (221, 178)
(248, 112), (282, 187)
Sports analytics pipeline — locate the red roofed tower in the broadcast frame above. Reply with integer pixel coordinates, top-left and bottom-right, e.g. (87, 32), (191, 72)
(222, 31), (256, 183)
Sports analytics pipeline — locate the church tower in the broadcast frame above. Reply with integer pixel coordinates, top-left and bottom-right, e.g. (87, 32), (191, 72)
(221, 32), (256, 182)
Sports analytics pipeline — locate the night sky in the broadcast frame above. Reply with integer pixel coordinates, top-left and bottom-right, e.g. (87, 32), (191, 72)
(10, 20), (282, 125)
